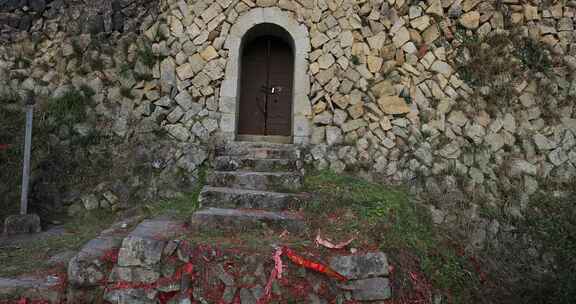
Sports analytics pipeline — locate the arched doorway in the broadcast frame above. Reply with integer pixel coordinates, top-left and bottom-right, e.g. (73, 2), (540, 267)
(219, 7), (311, 145)
(237, 24), (294, 142)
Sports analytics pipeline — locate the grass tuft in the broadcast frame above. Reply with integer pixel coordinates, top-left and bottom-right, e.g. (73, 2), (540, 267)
(304, 169), (486, 303)
(46, 88), (92, 126)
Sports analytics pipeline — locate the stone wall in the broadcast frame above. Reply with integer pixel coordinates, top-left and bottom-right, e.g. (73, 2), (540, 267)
(0, 0), (159, 41)
(1, 0), (576, 215)
(0, 0), (205, 216)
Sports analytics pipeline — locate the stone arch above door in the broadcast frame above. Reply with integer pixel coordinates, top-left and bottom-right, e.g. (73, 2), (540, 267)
(219, 7), (311, 145)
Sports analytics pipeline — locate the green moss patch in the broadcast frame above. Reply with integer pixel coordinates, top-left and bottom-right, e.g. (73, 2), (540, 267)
(143, 166), (208, 219)
(0, 209), (115, 277)
(46, 88), (93, 126)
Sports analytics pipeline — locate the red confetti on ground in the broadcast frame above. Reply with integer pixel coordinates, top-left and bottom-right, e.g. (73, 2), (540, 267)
(157, 291), (179, 304)
(409, 271), (433, 302)
(285, 279), (311, 298)
(100, 248), (119, 264)
(49, 272), (68, 294)
(451, 241), (492, 286)
(105, 261), (194, 292)
(7, 242), (353, 304)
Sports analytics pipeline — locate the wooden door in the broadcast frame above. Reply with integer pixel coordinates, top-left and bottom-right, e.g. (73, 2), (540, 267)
(238, 36), (293, 136)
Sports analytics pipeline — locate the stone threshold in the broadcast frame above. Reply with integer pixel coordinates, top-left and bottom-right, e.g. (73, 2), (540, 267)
(236, 134), (292, 144)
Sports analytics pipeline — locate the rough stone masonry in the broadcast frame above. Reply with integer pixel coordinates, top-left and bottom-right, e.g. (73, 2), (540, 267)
(1, 0), (576, 216)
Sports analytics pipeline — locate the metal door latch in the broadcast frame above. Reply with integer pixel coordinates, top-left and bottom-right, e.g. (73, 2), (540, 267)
(261, 86), (283, 94)
(271, 86), (282, 94)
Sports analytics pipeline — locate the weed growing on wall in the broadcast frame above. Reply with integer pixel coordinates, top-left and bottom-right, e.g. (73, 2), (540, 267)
(455, 30), (523, 107)
(46, 88), (92, 127)
(454, 27), (552, 112)
(515, 37), (553, 74)
(137, 44), (158, 68)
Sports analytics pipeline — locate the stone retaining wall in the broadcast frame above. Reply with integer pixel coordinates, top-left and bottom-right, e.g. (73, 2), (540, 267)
(1, 0), (576, 214)
(0, 0), (159, 41)
(66, 217), (392, 303)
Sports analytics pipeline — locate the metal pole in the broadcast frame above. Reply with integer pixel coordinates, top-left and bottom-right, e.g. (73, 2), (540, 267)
(20, 94), (34, 215)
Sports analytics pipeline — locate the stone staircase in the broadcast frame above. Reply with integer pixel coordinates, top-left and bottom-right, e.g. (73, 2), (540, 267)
(190, 141), (307, 233)
(8, 141), (393, 303)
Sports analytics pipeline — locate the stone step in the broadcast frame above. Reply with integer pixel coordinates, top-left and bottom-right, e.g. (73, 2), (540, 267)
(207, 171), (303, 192)
(216, 142), (301, 160)
(214, 156), (302, 172)
(199, 186), (305, 210)
(189, 208), (305, 233)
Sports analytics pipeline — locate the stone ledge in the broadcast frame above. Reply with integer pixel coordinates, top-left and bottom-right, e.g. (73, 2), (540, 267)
(189, 207), (306, 233)
(3, 213), (41, 236)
